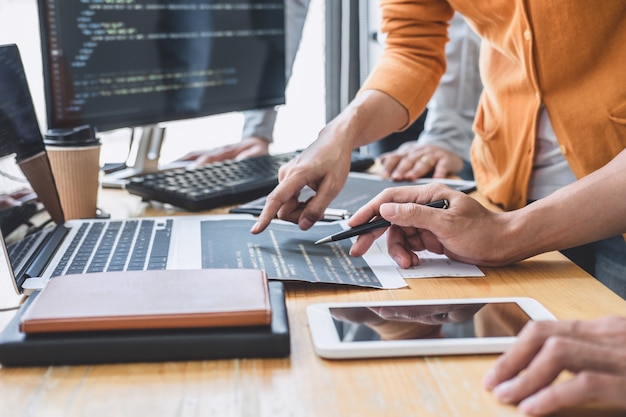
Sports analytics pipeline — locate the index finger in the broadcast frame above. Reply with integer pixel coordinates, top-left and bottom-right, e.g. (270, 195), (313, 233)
(250, 177), (304, 234)
(287, 172), (348, 230)
(484, 320), (576, 390)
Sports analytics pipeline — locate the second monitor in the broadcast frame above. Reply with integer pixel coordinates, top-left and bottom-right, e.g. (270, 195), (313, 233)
(37, 0), (287, 183)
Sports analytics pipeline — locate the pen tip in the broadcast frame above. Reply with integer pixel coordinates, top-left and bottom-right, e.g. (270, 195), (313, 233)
(314, 237), (331, 245)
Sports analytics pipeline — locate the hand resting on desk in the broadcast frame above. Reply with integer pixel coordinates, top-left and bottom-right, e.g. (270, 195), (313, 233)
(484, 316), (626, 415)
(176, 136), (270, 168)
(379, 143), (465, 181)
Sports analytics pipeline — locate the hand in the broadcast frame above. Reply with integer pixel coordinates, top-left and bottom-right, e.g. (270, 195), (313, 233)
(347, 183), (517, 267)
(0, 189), (34, 209)
(483, 317), (626, 415)
(379, 143), (464, 181)
(176, 136), (270, 167)
(0, 194), (21, 209)
(251, 126), (355, 233)
(250, 89), (410, 234)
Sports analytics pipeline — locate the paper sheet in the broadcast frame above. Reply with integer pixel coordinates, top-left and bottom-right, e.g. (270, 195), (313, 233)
(362, 236), (485, 279)
(199, 216), (483, 290)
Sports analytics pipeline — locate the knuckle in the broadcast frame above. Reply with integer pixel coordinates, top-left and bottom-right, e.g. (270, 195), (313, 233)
(570, 319), (584, 335)
(571, 372), (618, 405)
(425, 182), (451, 194)
(522, 319), (549, 337)
(541, 336), (569, 363)
(576, 371), (600, 390)
(515, 320), (553, 347)
(602, 315), (626, 330)
(264, 192), (286, 206)
(304, 207), (325, 222)
(379, 187), (398, 200)
(398, 203), (420, 218)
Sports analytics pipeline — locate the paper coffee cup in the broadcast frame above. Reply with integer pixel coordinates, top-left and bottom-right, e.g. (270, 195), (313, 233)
(44, 126), (101, 220)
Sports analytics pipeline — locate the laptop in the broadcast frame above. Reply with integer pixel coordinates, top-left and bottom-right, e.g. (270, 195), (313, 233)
(0, 44), (290, 365)
(0, 43), (229, 296)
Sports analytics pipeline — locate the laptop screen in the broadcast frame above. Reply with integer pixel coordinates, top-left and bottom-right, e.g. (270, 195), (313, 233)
(0, 44), (64, 236)
(0, 44), (46, 162)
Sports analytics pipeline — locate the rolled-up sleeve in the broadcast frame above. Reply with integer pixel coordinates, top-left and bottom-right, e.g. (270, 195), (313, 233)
(360, 0), (454, 129)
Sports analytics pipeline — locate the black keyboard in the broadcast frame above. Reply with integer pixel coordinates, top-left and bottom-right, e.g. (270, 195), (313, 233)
(125, 151), (375, 211)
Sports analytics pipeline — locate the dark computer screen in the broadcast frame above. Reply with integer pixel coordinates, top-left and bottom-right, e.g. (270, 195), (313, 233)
(37, 0), (286, 132)
(0, 45), (46, 161)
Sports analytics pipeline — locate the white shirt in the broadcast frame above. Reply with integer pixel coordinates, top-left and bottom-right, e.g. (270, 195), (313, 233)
(527, 107), (577, 200)
(417, 13), (482, 163)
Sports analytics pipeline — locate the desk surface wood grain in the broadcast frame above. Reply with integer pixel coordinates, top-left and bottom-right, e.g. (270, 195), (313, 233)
(1, 188), (625, 417)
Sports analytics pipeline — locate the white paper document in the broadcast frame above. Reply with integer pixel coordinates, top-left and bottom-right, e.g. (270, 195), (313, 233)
(362, 237), (485, 280)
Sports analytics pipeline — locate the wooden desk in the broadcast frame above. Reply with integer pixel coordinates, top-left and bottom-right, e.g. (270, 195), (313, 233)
(1, 188), (625, 417)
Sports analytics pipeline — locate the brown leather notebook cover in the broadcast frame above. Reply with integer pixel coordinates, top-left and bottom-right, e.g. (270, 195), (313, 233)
(19, 269), (271, 333)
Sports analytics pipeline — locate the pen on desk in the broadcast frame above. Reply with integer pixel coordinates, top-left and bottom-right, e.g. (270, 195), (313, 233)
(230, 207), (350, 221)
(314, 199), (449, 245)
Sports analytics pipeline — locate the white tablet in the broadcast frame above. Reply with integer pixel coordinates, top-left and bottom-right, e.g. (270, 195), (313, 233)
(306, 297), (556, 359)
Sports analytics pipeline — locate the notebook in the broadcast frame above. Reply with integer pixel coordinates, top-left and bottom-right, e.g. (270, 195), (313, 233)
(18, 269), (272, 333)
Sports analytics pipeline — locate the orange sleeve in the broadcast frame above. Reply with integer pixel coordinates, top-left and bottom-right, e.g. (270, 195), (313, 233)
(359, 0), (454, 129)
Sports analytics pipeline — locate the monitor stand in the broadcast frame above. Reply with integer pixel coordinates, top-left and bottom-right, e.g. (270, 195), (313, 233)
(100, 125), (188, 189)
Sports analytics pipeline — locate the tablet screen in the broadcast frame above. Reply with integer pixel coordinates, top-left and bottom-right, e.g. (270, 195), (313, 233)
(329, 302), (531, 342)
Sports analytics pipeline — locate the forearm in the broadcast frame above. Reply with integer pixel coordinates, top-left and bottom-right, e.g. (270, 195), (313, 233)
(242, 108), (277, 142)
(323, 89), (409, 150)
(499, 149), (626, 262)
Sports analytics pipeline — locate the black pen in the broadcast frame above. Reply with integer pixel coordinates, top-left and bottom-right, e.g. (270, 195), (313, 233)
(314, 199), (449, 245)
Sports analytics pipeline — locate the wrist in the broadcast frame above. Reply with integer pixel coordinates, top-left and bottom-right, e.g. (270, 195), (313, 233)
(242, 136), (271, 145)
(497, 204), (557, 264)
(330, 90), (409, 149)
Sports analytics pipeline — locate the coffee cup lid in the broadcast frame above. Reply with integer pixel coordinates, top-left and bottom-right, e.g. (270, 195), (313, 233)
(44, 125), (100, 146)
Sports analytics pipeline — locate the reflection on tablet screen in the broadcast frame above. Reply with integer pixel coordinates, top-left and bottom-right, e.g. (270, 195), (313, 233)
(329, 302), (531, 342)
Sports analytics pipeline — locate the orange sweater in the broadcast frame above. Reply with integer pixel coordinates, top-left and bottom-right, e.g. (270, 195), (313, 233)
(361, 0), (626, 210)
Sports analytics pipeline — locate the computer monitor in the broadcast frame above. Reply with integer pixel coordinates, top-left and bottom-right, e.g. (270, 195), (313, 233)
(36, 0), (286, 185)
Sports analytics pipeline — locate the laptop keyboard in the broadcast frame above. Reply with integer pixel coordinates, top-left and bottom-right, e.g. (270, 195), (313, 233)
(125, 151), (375, 211)
(6, 229), (45, 270)
(50, 219), (173, 277)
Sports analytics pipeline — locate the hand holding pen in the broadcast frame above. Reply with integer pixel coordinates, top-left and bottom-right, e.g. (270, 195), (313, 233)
(344, 183), (520, 270)
(315, 199), (449, 244)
